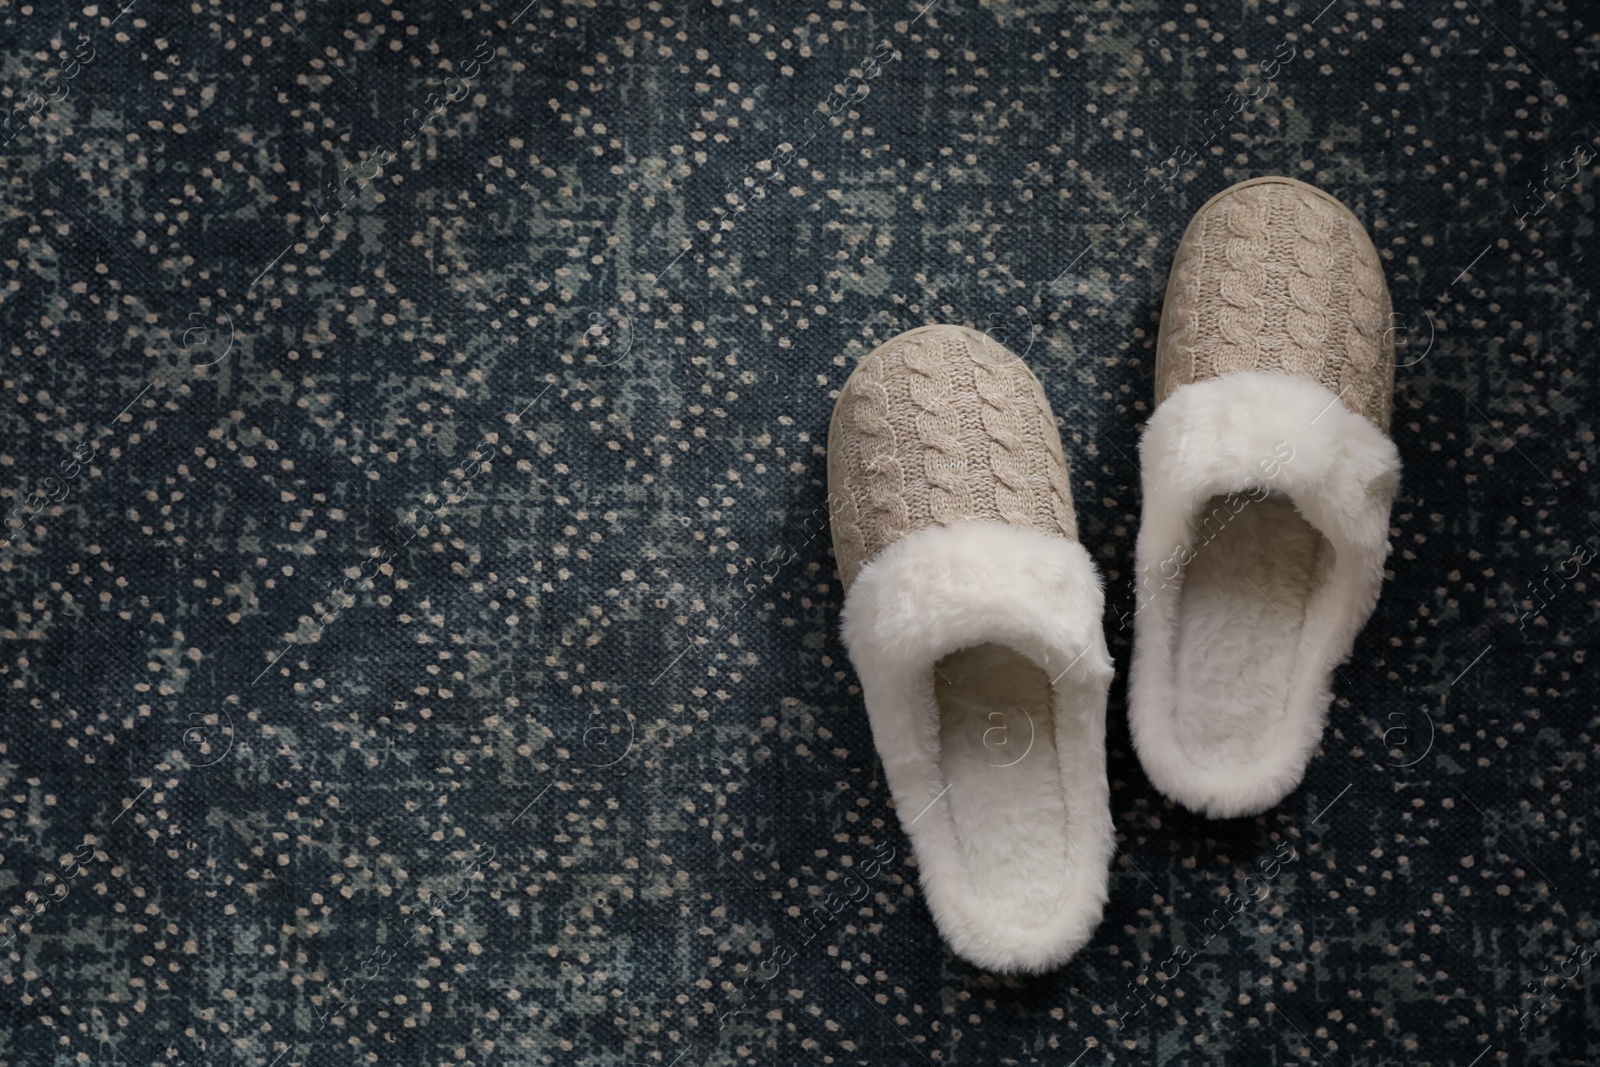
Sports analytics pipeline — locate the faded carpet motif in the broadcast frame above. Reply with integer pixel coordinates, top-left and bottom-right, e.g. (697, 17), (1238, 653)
(0, 1), (1596, 1065)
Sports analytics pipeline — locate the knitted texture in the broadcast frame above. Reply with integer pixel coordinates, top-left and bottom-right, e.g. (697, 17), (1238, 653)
(828, 325), (1080, 590)
(1154, 177), (1396, 432)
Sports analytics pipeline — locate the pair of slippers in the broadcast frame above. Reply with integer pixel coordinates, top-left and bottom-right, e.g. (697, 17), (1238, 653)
(828, 177), (1402, 973)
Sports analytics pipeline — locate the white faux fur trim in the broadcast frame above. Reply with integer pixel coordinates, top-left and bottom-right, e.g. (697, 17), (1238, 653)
(1129, 371), (1400, 819)
(841, 520), (1114, 974)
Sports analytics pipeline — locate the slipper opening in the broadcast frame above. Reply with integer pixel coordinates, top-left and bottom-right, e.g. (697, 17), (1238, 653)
(1171, 491), (1336, 769)
(934, 642), (1074, 928)
(840, 520), (1115, 973)
(1130, 372), (1400, 818)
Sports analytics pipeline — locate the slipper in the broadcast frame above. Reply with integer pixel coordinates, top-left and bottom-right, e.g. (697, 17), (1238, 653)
(828, 323), (1114, 974)
(1129, 176), (1402, 819)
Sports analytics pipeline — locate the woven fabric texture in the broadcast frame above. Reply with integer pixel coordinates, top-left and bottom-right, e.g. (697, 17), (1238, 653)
(1155, 177), (1398, 431)
(827, 325), (1079, 588)
(0, 1), (1594, 1065)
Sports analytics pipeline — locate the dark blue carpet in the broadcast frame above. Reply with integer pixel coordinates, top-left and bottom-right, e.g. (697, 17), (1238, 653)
(0, 1), (1596, 1064)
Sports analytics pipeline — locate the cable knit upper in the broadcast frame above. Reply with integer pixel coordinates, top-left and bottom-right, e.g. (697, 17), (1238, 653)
(827, 324), (1079, 590)
(1155, 176), (1396, 432)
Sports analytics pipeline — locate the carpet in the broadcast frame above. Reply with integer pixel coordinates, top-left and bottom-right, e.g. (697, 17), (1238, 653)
(0, 0), (1596, 1064)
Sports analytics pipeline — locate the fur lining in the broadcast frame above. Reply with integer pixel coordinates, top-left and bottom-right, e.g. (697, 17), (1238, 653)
(841, 520), (1114, 973)
(1129, 371), (1400, 819)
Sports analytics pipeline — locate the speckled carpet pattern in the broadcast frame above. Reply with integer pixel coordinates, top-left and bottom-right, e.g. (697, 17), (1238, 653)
(0, 1), (1595, 1064)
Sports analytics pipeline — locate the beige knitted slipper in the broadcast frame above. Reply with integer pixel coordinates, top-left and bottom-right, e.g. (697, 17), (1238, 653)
(1130, 176), (1402, 819)
(828, 323), (1114, 974)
